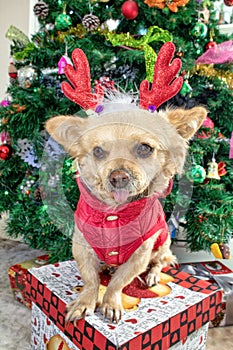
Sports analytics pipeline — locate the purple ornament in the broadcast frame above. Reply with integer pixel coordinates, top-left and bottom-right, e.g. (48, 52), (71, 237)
(58, 55), (72, 74)
(1, 100), (10, 107)
(95, 105), (104, 113)
(148, 105), (156, 113)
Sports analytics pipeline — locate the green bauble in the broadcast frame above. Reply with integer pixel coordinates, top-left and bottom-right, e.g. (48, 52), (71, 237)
(55, 13), (72, 30)
(191, 22), (208, 38)
(187, 164), (206, 183)
(180, 80), (192, 96)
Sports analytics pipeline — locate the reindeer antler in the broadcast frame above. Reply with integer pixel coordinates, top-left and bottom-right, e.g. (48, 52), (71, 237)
(139, 42), (183, 110)
(61, 48), (104, 110)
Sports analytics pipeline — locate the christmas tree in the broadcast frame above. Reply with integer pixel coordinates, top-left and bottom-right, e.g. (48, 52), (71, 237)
(0, 0), (232, 262)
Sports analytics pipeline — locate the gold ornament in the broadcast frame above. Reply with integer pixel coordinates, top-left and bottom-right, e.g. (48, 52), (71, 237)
(206, 157), (220, 180)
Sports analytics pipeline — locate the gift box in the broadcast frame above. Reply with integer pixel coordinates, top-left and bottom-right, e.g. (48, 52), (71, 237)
(179, 260), (233, 327)
(8, 254), (48, 308)
(26, 260), (222, 350)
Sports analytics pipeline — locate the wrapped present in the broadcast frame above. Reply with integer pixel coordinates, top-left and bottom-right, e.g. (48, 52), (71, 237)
(8, 254), (49, 308)
(26, 260), (222, 349)
(179, 261), (233, 327)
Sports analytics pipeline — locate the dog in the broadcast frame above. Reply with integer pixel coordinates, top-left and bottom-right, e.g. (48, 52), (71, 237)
(45, 43), (207, 323)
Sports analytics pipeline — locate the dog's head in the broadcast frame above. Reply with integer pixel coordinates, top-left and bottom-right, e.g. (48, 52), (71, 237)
(45, 43), (207, 206)
(46, 105), (206, 206)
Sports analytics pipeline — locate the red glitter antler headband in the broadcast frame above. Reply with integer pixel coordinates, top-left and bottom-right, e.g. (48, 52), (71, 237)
(61, 42), (183, 112)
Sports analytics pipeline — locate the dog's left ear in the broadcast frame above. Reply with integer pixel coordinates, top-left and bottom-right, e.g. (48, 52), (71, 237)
(166, 106), (207, 140)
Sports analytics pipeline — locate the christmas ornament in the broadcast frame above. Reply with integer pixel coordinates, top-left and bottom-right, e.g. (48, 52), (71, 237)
(55, 13), (72, 30)
(205, 40), (217, 51)
(218, 162), (227, 177)
(195, 40), (233, 65)
(191, 22), (208, 38)
(16, 139), (41, 168)
(186, 164), (206, 183)
(5, 25), (30, 46)
(199, 7), (210, 24)
(104, 19), (120, 32)
(144, 0), (190, 12)
(210, 243), (231, 259)
(33, 1), (49, 19)
(17, 65), (37, 88)
(0, 144), (13, 160)
(224, 0), (233, 6)
(196, 115), (214, 139)
(0, 131), (11, 144)
(58, 50), (72, 74)
(206, 157), (220, 180)
(46, 335), (71, 350)
(179, 80), (192, 96)
(82, 14), (100, 31)
(106, 26), (172, 82)
(8, 62), (17, 79)
(0, 99), (10, 107)
(121, 0), (139, 20)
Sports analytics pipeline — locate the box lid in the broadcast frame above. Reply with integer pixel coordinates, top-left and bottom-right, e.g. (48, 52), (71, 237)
(26, 260), (222, 350)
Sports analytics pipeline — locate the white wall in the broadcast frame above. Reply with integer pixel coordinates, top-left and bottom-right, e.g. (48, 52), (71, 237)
(0, 0), (30, 99)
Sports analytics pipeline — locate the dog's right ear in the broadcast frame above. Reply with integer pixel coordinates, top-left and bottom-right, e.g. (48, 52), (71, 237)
(45, 115), (87, 156)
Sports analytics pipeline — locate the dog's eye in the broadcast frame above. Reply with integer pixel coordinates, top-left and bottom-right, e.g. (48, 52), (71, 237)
(93, 146), (106, 159)
(136, 143), (154, 158)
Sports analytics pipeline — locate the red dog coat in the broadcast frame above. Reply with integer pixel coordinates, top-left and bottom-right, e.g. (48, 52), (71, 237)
(74, 177), (173, 266)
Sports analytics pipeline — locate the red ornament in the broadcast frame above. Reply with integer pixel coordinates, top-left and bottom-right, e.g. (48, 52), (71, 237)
(0, 144), (13, 160)
(224, 0), (233, 6)
(205, 40), (217, 51)
(121, 0), (139, 20)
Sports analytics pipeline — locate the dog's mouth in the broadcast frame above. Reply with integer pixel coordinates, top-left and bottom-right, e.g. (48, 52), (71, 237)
(112, 189), (130, 203)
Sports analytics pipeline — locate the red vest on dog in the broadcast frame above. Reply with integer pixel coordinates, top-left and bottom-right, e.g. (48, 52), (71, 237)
(74, 178), (172, 266)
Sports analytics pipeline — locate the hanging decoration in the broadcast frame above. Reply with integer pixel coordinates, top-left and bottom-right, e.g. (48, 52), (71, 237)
(186, 164), (206, 183)
(33, 1), (49, 19)
(106, 26), (172, 82)
(0, 144), (13, 160)
(82, 14), (100, 31)
(191, 21), (208, 39)
(17, 65), (38, 88)
(5, 25), (30, 46)
(218, 162), (227, 177)
(8, 61), (17, 79)
(121, 0), (139, 20)
(206, 156), (220, 180)
(224, 0), (233, 6)
(195, 40), (233, 65)
(144, 0), (190, 12)
(55, 4), (72, 30)
(58, 44), (72, 74)
(196, 115), (214, 139)
(16, 139), (41, 168)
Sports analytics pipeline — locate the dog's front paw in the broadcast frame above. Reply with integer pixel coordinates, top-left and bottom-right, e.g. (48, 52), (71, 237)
(100, 293), (123, 323)
(66, 292), (97, 322)
(146, 268), (161, 287)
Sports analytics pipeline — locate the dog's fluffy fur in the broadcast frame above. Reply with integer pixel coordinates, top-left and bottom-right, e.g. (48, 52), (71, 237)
(46, 104), (206, 323)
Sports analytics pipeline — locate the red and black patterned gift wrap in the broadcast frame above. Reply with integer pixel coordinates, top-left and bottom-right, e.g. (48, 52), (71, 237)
(8, 254), (49, 308)
(26, 260), (222, 350)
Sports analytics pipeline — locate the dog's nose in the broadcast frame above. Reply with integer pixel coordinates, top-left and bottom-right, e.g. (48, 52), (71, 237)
(109, 170), (130, 189)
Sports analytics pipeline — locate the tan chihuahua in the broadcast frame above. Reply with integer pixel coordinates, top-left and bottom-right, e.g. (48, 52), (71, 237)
(46, 43), (207, 323)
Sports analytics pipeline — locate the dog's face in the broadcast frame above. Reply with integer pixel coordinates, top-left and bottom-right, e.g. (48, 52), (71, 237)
(46, 106), (206, 206)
